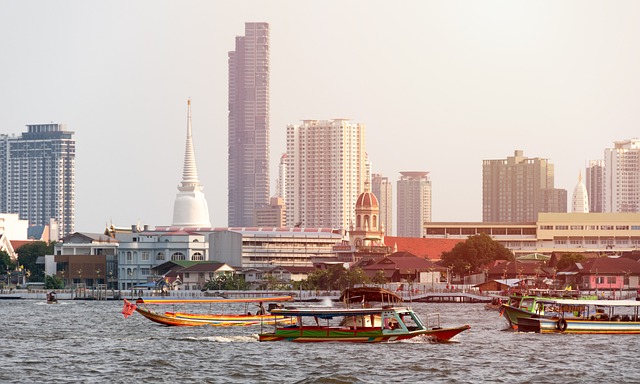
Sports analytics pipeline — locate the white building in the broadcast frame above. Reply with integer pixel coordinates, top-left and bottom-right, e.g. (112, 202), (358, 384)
(172, 100), (211, 227)
(572, 172), (589, 213)
(0, 213), (29, 260)
(114, 226), (209, 290)
(285, 119), (368, 229)
(0, 124), (75, 239)
(210, 227), (344, 268)
(586, 159), (605, 213)
(604, 139), (640, 213)
(397, 171), (432, 238)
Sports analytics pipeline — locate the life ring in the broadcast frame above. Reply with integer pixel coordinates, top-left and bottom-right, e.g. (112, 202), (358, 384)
(557, 318), (568, 332)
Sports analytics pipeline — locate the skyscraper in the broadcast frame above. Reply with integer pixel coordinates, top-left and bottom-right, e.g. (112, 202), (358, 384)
(604, 139), (640, 213)
(172, 100), (211, 227)
(586, 159), (605, 213)
(482, 150), (567, 222)
(397, 171), (432, 238)
(285, 119), (367, 229)
(371, 173), (393, 236)
(228, 22), (270, 227)
(0, 124), (75, 238)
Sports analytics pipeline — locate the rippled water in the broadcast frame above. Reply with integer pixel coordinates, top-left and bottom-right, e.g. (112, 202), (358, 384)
(1, 299), (639, 383)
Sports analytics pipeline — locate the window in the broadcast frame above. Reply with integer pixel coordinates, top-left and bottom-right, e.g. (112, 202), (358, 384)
(141, 268), (150, 276)
(171, 252), (186, 261)
(126, 251), (132, 262)
(156, 252), (165, 261)
(192, 252), (204, 261)
(141, 252), (150, 261)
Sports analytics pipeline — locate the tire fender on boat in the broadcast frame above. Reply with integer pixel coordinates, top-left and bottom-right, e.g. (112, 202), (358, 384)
(557, 318), (568, 332)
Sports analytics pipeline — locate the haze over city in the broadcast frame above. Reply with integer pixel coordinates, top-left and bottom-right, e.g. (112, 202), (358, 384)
(1, 1), (638, 234)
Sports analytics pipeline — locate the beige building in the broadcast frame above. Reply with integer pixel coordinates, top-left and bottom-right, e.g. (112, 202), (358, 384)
(371, 173), (393, 236)
(424, 212), (640, 258)
(254, 197), (286, 228)
(285, 119), (367, 229)
(482, 150), (567, 223)
(397, 171), (431, 238)
(605, 139), (640, 213)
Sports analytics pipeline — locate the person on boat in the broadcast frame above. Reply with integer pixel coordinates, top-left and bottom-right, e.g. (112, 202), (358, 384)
(256, 302), (266, 315)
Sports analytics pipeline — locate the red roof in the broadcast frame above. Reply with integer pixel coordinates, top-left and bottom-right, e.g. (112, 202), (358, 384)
(10, 240), (35, 251)
(384, 237), (464, 260)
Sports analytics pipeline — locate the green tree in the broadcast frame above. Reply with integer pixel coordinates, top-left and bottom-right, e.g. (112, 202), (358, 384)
(44, 274), (64, 289)
(0, 250), (14, 272)
(440, 233), (514, 275)
(372, 270), (387, 284)
(556, 253), (586, 271)
(16, 241), (54, 282)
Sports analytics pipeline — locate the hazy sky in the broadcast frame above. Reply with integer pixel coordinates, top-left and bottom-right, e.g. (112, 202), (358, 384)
(1, 1), (639, 234)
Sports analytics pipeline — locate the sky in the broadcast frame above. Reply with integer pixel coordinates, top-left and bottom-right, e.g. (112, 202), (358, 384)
(1, 1), (639, 235)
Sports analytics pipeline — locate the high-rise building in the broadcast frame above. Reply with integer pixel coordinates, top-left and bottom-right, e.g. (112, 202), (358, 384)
(172, 100), (211, 227)
(253, 197), (286, 228)
(285, 119), (367, 229)
(586, 159), (605, 213)
(228, 22), (270, 227)
(397, 171), (432, 238)
(371, 173), (393, 236)
(0, 124), (75, 238)
(275, 153), (286, 199)
(604, 139), (640, 213)
(482, 150), (567, 222)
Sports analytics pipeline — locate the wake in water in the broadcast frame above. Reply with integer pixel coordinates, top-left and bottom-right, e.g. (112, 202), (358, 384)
(183, 335), (258, 343)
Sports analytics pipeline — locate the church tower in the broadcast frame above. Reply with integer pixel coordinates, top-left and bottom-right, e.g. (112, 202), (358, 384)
(349, 181), (385, 247)
(172, 100), (212, 227)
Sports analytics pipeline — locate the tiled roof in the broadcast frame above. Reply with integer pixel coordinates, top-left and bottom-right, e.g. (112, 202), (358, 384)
(569, 257), (640, 275)
(384, 237), (464, 260)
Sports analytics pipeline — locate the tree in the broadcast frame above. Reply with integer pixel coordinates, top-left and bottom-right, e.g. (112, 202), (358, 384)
(16, 241), (54, 282)
(44, 274), (64, 289)
(556, 253), (586, 271)
(440, 233), (514, 275)
(0, 250), (13, 272)
(372, 270), (387, 285)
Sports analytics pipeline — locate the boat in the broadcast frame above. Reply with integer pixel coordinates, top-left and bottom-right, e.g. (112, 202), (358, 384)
(514, 298), (640, 334)
(46, 291), (59, 304)
(122, 296), (296, 327)
(258, 306), (470, 343)
(500, 292), (601, 330)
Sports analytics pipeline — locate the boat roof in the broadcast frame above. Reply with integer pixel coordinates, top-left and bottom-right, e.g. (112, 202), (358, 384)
(536, 298), (640, 307)
(270, 306), (412, 318)
(136, 296), (293, 304)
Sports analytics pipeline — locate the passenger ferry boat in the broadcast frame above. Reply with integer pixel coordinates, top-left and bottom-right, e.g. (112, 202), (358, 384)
(258, 306), (470, 343)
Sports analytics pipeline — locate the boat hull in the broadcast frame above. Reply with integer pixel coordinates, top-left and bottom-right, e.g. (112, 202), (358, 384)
(258, 325), (470, 343)
(531, 317), (640, 334)
(135, 307), (294, 327)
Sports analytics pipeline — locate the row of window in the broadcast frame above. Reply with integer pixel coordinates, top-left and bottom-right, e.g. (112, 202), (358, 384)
(122, 251), (204, 261)
(540, 225), (640, 230)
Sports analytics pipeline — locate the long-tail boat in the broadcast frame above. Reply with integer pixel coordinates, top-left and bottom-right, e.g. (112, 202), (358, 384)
(122, 296), (295, 326)
(258, 306), (470, 343)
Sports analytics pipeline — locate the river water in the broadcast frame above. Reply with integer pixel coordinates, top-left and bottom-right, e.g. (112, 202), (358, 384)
(1, 299), (638, 383)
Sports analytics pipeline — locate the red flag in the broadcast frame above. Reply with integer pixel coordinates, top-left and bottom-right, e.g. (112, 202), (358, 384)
(122, 299), (137, 318)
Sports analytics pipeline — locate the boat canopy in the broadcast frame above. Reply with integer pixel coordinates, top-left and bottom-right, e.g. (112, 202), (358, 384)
(136, 296), (293, 305)
(536, 298), (640, 307)
(270, 306), (407, 318)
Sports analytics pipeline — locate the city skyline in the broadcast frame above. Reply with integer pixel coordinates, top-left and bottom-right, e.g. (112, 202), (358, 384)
(1, 1), (638, 233)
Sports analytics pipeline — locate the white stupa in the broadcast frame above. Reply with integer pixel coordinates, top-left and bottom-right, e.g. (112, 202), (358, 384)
(571, 171), (589, 213)
(171, 100), (212, 227)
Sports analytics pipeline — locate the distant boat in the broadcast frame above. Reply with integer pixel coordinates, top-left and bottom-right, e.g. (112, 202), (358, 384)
(258, 306), (470, 343)
(46, 292), (58, 304)
(122, 296), (295, 327)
